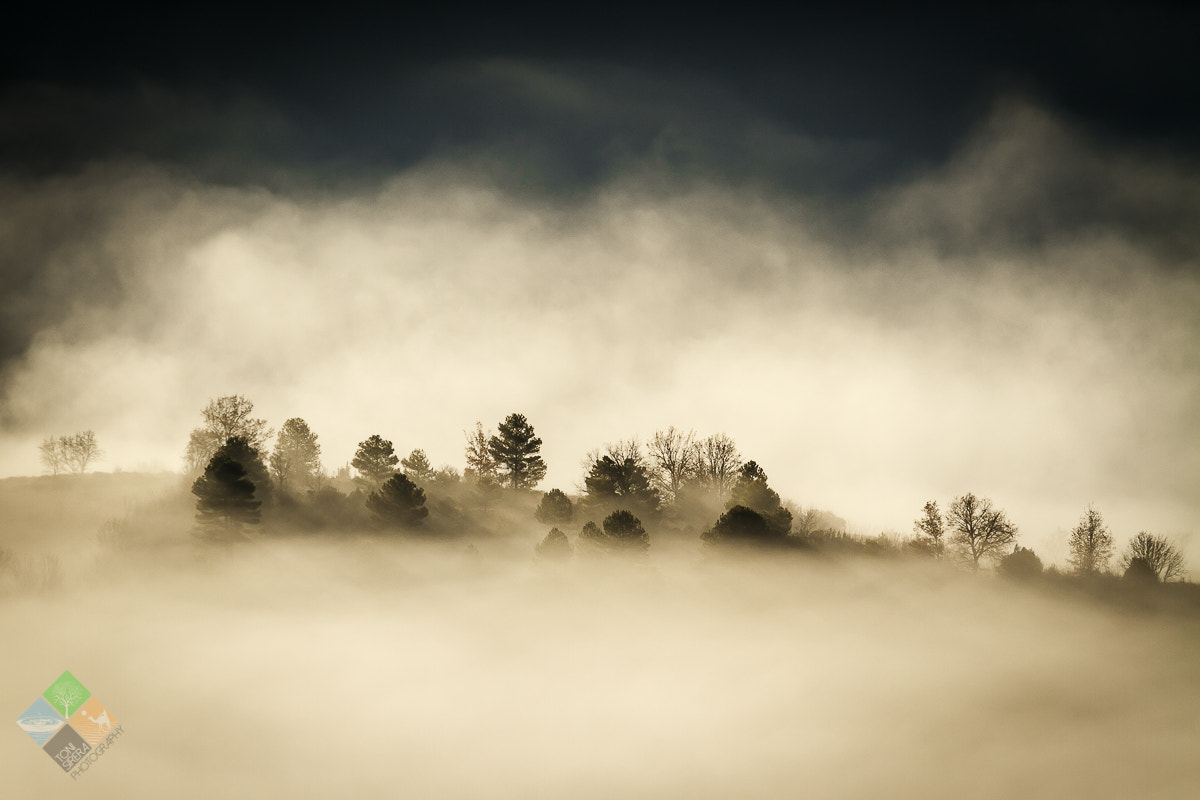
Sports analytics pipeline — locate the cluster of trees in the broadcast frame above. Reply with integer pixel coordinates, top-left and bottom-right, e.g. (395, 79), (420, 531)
(533, 452), (801, 556)
(102, 393), (1186, 584)
(38, 431), (103, 475)
(910, 498), (1187, 583)
(186, 397), (548, 539)
(909, 494), (1018, 568)
(577, 430), (742, 514)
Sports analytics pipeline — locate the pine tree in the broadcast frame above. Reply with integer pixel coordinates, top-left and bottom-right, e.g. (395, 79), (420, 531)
(487, 413), (547, 489)
(535, 528), (573, 560)
(584, 455), (660, 517)
(401, 449), (435, 484)
(727, 461), (791, 537)
(702, 505), (778, 545)
(534, 488), (574, 525)
(602, 509), (649, 551)
(352, 435), (400, 490)
(216, 436), (272, 505)
(192, 453), (261, 535)
(367, 473), (429, 528)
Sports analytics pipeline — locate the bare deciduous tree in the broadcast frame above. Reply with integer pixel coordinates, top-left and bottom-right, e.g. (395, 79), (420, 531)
(463, 422), (498, 480)
(695, 433), (740, 497)
(946, 493), (1017, 569)
(1120, 532), (1186, 582)
(185, 395), (273, 473)
(63, 431), (103, 473)
(41, 431), (103, 474)
(647, 427), (698, 504)
(1068, 504), (1114, 576)
(39, 437), (67, 475)
(791, 505), (816, 537)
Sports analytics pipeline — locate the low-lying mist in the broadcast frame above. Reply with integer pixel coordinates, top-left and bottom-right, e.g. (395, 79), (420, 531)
(5, 522), (1199, 798)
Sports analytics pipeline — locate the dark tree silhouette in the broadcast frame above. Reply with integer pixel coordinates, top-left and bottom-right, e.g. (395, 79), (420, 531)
(702, 505), (782, 545)
(270, 418), (322, 495)
(913, 501), (945, 557)
(602, 509), (649, 551)
(1123, 556), (1160, 584)
(401, 449), (434, 484)
(535, 527), (573, 560)
(1068, 504), (1114, 576)
(999, 546), (1044, 580)
(488, 413), (547, 489)
(946, 493), (1017, 569)
(727, 461), (791, 537)
(215, 436), (272, 505)
(1120, 532), (1185, 582)
(579, 520), (602, 541)
(534, 489), (574, 525)
(192, 453), (261, 534)
(352, 435), (400, 490)
(584, 455), (660, 515)
(367, 473), (429, 528)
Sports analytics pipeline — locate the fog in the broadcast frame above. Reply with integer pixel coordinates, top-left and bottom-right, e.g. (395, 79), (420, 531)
(4, 13), (1200, 795)
(1, 77), (1198, 544)
(5, 529), (1200, 798)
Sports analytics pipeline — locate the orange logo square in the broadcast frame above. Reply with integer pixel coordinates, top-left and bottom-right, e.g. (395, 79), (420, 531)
(69, 697), (118, 745)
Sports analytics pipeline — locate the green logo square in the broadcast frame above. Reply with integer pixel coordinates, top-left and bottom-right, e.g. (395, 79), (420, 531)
(42, 671), (91, 719)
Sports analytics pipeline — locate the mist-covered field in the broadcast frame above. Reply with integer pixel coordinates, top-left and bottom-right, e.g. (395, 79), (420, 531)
(5, 481), (1199, 799)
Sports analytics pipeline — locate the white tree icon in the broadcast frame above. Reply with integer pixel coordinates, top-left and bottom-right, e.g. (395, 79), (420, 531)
(52, 684), (85, 719)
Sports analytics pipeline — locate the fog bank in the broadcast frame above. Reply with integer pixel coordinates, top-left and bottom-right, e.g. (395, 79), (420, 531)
(5, 541), (1199, 798)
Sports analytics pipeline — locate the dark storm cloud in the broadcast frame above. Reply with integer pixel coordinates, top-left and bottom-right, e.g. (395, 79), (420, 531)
(4, 3), (1199, 180)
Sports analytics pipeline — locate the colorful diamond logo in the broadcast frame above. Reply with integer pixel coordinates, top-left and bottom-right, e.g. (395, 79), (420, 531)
(16, 670), (122, 777)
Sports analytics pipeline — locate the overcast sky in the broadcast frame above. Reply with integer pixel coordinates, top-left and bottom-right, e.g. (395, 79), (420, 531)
(1, 4), (1197, 556)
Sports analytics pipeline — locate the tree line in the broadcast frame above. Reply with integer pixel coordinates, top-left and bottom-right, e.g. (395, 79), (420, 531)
(910, 498), (1186, 583)
(63, 394), (1187, 583)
